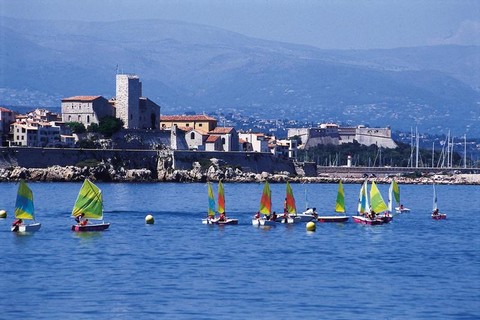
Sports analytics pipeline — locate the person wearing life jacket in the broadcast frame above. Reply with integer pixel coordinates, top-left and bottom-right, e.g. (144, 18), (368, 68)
(219, 213), (226, 222)
(75, 213), (88, 225)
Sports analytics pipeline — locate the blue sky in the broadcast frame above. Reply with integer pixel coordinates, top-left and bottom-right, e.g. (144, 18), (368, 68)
(1, 0), (479, 49)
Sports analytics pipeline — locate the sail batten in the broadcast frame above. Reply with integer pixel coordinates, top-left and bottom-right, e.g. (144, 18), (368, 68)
(72, 179), (103, 220)
(15, 180), (35, 220)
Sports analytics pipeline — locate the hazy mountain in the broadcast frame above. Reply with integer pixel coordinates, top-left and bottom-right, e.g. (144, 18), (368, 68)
(1, 17), (479, 135)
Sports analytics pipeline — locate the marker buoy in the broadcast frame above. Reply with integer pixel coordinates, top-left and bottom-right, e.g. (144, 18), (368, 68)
(145, 214), (154, 224)
(306, 221), (316, 231)
(0, 210), (6, 218)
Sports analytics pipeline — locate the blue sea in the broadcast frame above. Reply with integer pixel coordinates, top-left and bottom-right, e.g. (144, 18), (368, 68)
(0, 182), (479, 319)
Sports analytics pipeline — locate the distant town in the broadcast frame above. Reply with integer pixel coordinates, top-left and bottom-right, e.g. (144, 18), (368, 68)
(1, 74), (479, 168)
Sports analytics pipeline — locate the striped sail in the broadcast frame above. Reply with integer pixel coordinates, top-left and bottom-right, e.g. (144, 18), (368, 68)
(392, 179), (400, 204)
(370, 181), (388, 213)
(335, 180), (345, 213)
(217, 181), (225, 214)
(72, 179), (103, 220)
(285, 181), (296, 214)
(259, 181), (272, 215)
(357, 181), (368, 215)
(207, 182), (216, 217)
(15, 180), (35, 220)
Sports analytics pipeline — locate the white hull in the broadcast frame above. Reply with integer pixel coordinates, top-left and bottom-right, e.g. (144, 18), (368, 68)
(11, 222), (41, 233)
(395, 207), (411, 213)
(252, 219), (276, 226)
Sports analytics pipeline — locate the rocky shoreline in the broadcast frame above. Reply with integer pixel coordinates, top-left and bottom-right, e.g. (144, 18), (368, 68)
(0, 161), (479, 185)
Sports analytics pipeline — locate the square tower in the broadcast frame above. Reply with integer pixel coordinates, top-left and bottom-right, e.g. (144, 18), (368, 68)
(116, 74), (142, 129)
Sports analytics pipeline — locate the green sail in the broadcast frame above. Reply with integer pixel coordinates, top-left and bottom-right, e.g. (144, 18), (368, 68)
(335, 180), (345, 213)
(72, 179), (103, 220)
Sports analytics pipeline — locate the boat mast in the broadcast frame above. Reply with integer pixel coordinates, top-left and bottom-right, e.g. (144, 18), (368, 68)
(464, 134), (467, 169)
(415, 127), (419, 168)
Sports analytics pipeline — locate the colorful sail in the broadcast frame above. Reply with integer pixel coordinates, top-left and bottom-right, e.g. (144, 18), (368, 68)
(392, 179), (400, 204)
(388, 181), (393, 212)
(335, 180), (346, 213)
(357, 180), (368, 214)
(207, 182), (216, 217)
(285, 181), (296, 214)
(217, 181), (225, 214)
(72, 179), (103, 220)
(259, 181), (272, 215)
(370, 181), (388, 213)
(14, 180), (35, 220)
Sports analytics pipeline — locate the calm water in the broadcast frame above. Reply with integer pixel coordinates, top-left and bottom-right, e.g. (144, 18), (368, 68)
(0, 182), (479, 319)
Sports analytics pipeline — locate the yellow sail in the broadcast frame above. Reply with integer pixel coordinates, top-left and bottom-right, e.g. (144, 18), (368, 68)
(72, 179), (103, 220)
(285, 181), (296, 214)
(335, 180), (345, 213)
(370, 181), (388, 213)
(259, 181), (272, 215)
(15, 180), (35, 220)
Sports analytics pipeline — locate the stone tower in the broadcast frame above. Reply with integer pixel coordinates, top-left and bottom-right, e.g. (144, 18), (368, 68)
(115, 74), (142, 129)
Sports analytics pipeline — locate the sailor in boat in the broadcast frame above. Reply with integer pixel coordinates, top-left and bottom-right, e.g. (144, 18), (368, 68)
(283, 198), (288, 214)
(399, 204), (404, 210)
(432, 208), (440, 217)
(11, 218), (23, 232)
(282, 211), (289, 223)
(270, 212), (277, 221)
(368, 208), (376, 220)
(254, 212), (260, 220)
(75, 213), (88, 226)
(219, 213), (226, 222)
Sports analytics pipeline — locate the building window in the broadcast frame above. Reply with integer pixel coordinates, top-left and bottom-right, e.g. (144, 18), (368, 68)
(190, 132), (195, 139)
(78, 115), (81, 121)
(186, 123), (190, 127)
(199, 123), (203, 127)
(222, 137), (225, 145)
(87, 115), (90, 123)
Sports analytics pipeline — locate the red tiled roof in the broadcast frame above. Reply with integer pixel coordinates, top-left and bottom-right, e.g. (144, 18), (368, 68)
(0, 107), (13, 113)
(210, 127), (234, 134)
(62, 95), (102, 102)
(206, 135), (221, 143)
(160, 115), (217, 122)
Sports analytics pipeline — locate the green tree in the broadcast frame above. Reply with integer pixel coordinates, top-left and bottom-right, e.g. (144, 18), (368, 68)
(98, 116), (124, 138)
(66, 122), (86, 134)
(87, 123), (100, 133)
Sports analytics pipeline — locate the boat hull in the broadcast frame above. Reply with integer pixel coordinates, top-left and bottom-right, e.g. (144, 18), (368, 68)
(11, 222), (41, 233)
(252, 219), (276, 226)
(293, 214), (316, 222)
(202, 218), (238, 225)
(432, 213), (447, 220)
(395, 207), (411, 213)
(317, 216), (349, 223)
(71, 223), (110, 232)
(352, 216), (385, 225)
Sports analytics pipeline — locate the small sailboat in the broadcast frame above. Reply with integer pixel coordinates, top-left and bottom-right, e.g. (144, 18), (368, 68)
(202, 181), (238, 225)
(252, 181), (276, 226)
(71, 179), (110, 232)
(370, 181), (392, 223)
(317, 180), (349, 223)
(391, 179), (410, 213)
(276, 182), (297, 223)
(431, 184), (446, 220)
(11, 180), (41, 232)
(352, 180), (389, 225)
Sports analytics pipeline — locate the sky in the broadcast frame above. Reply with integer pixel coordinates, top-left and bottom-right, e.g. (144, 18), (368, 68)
(1, 0), (479, 49)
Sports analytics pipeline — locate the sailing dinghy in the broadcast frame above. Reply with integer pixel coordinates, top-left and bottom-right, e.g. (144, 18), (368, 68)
(317, 180), (349, 223)
(11, 180), (41, 233)
(431, 184), (446, 220)
(352, 180), (389, 225)
(202, 181), (238, 225)
(71, 179), (110, 232)
(276, 182), (298, 223)
(391, 179), (410, 213)
(252, 181), (276, 226)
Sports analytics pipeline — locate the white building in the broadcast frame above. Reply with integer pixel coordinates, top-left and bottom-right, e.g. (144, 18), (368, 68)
(10, 121), (61, 147)
(238, 132), (269, 152)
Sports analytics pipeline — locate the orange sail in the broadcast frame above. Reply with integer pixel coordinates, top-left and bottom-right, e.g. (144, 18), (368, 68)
(259, 181), (272, 215)
(285, 181), (296, 214)
(217, 181), (225, 214)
